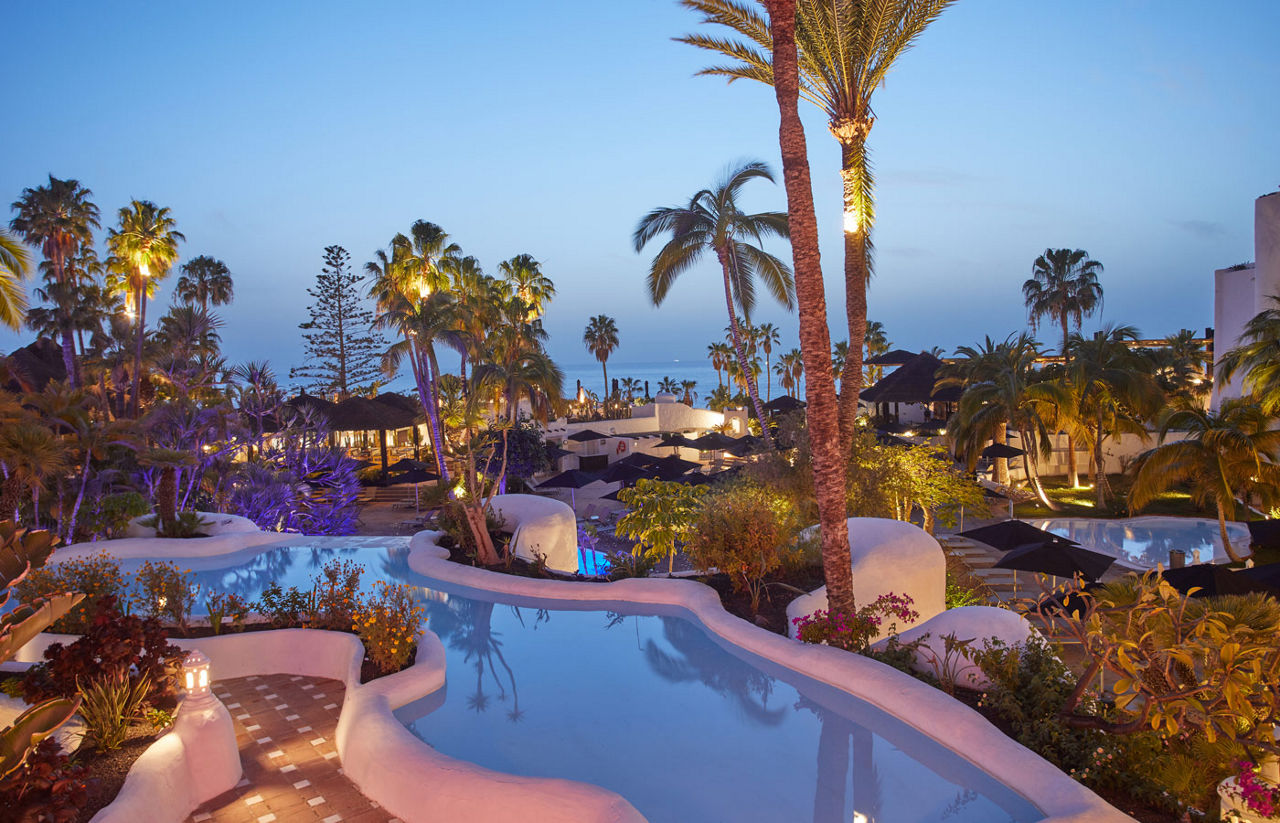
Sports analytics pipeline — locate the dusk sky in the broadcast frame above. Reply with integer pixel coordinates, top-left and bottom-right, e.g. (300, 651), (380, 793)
(3, 1), (1278, 391)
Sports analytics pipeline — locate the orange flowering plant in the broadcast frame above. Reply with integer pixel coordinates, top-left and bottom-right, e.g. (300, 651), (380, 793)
(352, 581), (424, 676)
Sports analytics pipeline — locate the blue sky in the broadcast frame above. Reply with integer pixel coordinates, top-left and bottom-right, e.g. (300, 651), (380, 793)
(2, 1), (1277, 388)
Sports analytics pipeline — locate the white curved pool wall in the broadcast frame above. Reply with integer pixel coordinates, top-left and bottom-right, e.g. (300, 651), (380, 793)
(786, 517), (946, 641)
(55, 529), (296, 562)
(489, 493), (579, 572)
(25, 525), (1133, 823)
(873, 605), (1037, 691)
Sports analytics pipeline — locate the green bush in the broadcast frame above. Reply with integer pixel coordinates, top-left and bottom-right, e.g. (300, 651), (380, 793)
(78, 491), (150, 540)
(685, 482), (798, 612)
(256, 582), (312, 628)
(204, 590), (251, 635)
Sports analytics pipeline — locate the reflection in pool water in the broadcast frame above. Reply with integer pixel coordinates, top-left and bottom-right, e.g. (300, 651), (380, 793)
(116, 540), (1043, 823)
(1032, 517), (1250, 568)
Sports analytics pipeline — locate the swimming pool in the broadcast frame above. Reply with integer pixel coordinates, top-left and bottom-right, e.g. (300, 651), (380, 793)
(119, 539), (1042, 823)
(1031, 516), (1250, 568)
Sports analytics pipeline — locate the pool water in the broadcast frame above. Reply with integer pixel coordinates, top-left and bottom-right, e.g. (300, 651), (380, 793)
(1032, 517), (1250, 568)
(123, 540), (1043, 823)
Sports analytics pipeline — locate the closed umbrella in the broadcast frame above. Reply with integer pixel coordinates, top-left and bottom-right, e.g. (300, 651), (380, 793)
(959, 520), (1078, 552)
(995, 541), (1115, 582)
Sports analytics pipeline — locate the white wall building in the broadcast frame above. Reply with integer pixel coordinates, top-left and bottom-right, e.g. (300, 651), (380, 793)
(1213, 191), (1280, 410)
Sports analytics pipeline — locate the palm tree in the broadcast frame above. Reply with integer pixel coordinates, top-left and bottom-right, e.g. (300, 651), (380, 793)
(707, 341), (733, 388)
(937, 335), (1024, 485)
(775, 348), (804, 395)
(1068, 325), (1164, 509)
(105, 200), (184, 417)
(943, 333), (1068, 507)
(10, 176), (101, 385)
(757, 321), (781, 399)
(680, 379), (698, 406)
(582, 315), (619, 399)
(1147, 329), (1210, 405)
(759, 0), (855, 615)
(0, 228), (31, 331)
(657, 376), (681, 395)
(0, 421), (69, 526)
(1219, 296), (1280, 412)
(863, 320), (891, 383)
(831, 340), (848, 389)
(498, 254), (555, 320)
(1023, 248), (1104, 487)
(620, 377), (642, 403)
(634, 160), (793, 447)
(1129, 400), (1280, 562)
(175, 255), (234, 313)
(681, 0), (956, 438)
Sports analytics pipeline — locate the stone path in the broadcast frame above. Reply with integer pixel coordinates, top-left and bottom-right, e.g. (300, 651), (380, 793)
(187, 674), (399, 823)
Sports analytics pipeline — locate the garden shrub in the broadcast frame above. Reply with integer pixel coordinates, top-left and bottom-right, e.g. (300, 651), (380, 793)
(311, 559), (364, 630)
(684, 481), (797, 612)
(204, 590), (251, 635)
(353, 581), (424, 676)
(793, 593), (919, 653)
(615, 478), (707, 575)
(78, 491), (150, 540)
(78, 670), (152, 751)
(16, 551), (124, 634)
(256, 582), (312, 628)
(0, 739), (87, 823)
(23, 596), (179, 706)
(130, 560), (199, 630)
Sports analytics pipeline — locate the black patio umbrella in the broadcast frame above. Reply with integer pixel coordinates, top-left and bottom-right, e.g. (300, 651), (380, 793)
(726, 435), (764, 457)
(1161, 564), (1276, 598)
(545, 444), (573, 462)
(959, 520), (1078, 552)
(536, 469), (603, 509)
(386, 468), (441, 512)
(1241, 562), (1280, 590)
(763, 395), (805, 414)
(600, 488), (625, 502)
(1247, 520), (1280, 550)
(599, 462), (653, 484)
(652, 455), (702, 480)
(616, 452), (664, 469)
(671, 472), (713, 486)
(995, 541), (1116, 582)
(691, 432), (740, 452)
(567, 429), (611, 443)
(659, 432), (699, 450)
(981, 443), (1026, 459)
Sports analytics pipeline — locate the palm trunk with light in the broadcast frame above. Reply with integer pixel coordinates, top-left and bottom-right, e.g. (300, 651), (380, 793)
(1093, 410), (1111, 509)
(131, 278), (147, 417)
(835, 134), (873, 441)
(1216, 498), (1245, 563)
(763, 0), (854, 616)
(1062, 313), (1079, 487)
(716, 244), (773, 449)
(994, 421), (1010, 485)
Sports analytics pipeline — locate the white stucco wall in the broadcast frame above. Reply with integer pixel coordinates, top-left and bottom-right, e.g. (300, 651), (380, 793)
(1213, 192), (1280, 410)
(489, 493), (579, 573)
(786, 518), (946, 642)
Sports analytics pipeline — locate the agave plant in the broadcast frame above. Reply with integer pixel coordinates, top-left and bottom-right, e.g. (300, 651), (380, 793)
(0, 522), (84, 776)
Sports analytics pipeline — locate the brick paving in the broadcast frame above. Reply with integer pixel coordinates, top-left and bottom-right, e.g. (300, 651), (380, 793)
(187, 674), (400, 823)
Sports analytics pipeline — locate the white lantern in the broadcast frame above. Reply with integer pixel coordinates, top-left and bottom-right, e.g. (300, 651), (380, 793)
(183, 649), (212, 701)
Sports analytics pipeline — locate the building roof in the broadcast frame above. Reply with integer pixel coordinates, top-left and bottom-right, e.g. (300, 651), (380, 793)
(860, 352), (961, 404)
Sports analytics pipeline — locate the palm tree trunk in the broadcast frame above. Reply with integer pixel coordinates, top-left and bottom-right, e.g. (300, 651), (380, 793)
(1020, 430), (1059, 511)
(601, 359), (609, 401)
(131, 287), (146, 417)
(424, 349), (451, 482)
(68, 451), (91, 542)
(994, 422), (1010, 485)
(1093, 412), (1111, 509)
(716, 247), (774, 449)
(763, 0), (853, 615)
(1062, 318), (1079, 487)
(1217, 499), (1246, 562)
(836, 137), (871, 441)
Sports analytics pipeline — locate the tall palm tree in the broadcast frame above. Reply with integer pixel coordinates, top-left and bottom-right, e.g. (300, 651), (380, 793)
(582, 315), (620, 399)
(775, 347), (804, 395)
(1068, 325), (1164, 509)
(1147, 329), (1210, 405)
(681, 0), (955, 438)
(680, 379), (698, 406)
(10, 176), (101, 385)
(757, 321), (781, 399)
(1219, 295), (1280, 412)
(759, 0), (854, 615)
(1023, 248), (1104, 486)
(175, 255), (234, 313)
(937, 335), (1024, 485)
(1129, 400), (1280, 563)
(634, 160), (793, 446)
(105, 200), (184, 417)
(0, 228), (31, 331)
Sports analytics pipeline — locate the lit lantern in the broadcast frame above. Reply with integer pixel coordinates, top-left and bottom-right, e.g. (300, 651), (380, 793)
(183, 650), (212, 700)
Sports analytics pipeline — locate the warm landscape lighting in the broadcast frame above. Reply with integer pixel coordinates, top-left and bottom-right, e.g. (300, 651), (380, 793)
(183, 649), (212, 699)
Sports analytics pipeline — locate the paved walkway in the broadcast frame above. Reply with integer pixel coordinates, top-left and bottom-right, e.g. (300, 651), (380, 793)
(187, 674), (398, 823)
